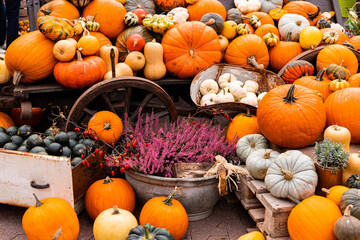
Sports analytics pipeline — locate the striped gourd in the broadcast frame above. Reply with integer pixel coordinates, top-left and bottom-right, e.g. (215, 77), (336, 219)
(69, 0), (92, 7)
(124, 12), (139, 27)
(326, 60), (351, 80)
(85, 14), (100, 32)
(322, 30), (339, 45)
(37, 16), (75, 41)
(281, 60), (315, 83)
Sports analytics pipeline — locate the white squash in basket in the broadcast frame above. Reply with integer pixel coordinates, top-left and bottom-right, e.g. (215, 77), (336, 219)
(229, 81), (247, 100)
(199, 79), (219, 95)
(243, 80), (259, 93)
(240, 92), (258, 106)
(200, 93), (217, 106)
(215, 88), (235, 103)
(218, 73), (237, 89)
(257, 92), (267, 103)
(234, 0), (261, 14)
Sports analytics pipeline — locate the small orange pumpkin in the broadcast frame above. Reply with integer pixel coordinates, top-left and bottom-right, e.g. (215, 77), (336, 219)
(187, 0), (226, 21)
(320, 28), (349, 45)
(348, 73), (360, 87)
(243, 12), (275, 26)
(0, 112), (14, 129)
(322, 185), (349, 207)
(226, 109), (261, 143)
(348, 36), (360, 51)
(255, 24), (280, 38)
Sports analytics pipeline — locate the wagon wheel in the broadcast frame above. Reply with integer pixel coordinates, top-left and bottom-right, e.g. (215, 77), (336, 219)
(64, 77), (178, 131)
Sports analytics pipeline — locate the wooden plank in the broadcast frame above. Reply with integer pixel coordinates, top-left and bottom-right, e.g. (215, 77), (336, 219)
(19, 8), (28, 17)
(266, 236), (291, 240)
(248, 180), (269, 194)
(249, 208), (265, 222)
(246, 228), (259, 233)
(240, 198), (263, 210)
(256, 222), (266, 235)
(20, 0), (27, 8)
(263, 208), (290, 238)
(256, 193), (295, 213)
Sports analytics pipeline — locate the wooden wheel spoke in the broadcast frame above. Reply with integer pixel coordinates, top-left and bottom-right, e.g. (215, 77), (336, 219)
(130, 93), (154, 122)
(100, 93), (116, 113)
(153, 111), (169, 120)
(124, 87), (132, 114)
(83, 107), (96, 116)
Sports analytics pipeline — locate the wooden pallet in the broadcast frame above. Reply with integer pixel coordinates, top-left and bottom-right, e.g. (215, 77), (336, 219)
(236, 166), (295, 240)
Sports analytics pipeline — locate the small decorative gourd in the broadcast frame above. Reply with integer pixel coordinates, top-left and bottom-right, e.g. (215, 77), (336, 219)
(340, 189), (360, 220)
(243, 80), (259, 92)
(347, 175), (360, 189)
(343, 152), (360, 185)
(124, 12), (139, 27)
(124, 51), (146, 72)
(218, 73), (237, 88)
(143, 39), (166, 81)
(74, 19), (85, 35)
(229, 81), (246, 100)
(265, 150), (318, 200)
(257, 92), (266, 103)
(52, 38), (77, 62)
(334, 205), (360, 240)
(249, 15), (261, 29)
(236, 134), (268, 163)
(322, 185), (349, 206)
(315, 18), (331, 29)
(218, 35), (229, 53)
(269, 8), (287, 21)
(215, 88), (235, 103)
(236, 23), (251, 36)
(37, 16), (75, 41)
(127, 223), (175, 240)
(227, 8), (242, 24)
(299, 26), (322, 50)
(326, 61), (351, 80)
(222, 21), (238, 40)
(322, 30), (339, 45)
(329, 76), (351, 92)
(262, 32), (279, 47)
(200, 93), (217, 106)
(237, 231), (265, 240)
(167, 7), (189, 25)
(77, 34), (100, 56)
(246, 149), (280, 180)
(199, 79), (219, 95)
(0, 54), (11, 84)
(324, 125), (351, 152)
(100, 44), (119, 72)
(85, 14), (100, 32)
(239, 92), (258, 106)
(226, 109), (261, 143)
(234, 0), (261, 14)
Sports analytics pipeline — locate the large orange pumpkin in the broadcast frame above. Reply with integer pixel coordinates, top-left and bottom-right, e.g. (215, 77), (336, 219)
(257, 84), (326, 148)
(348, 36), (360, 51)
(0, 112), (14, 129)
(224, 34), (269, 69)
(85, 176), (135, 220)
(287, 196), (342, 240)
(153, 0), (187, 12)
(83, 0), (127, 39)
(22, 194), (80, 240)
(10, 107), (43, 127)
(5, 31), (57, 85)
(283, 1), (321, 26)
(87, 110), (123, 145)
(187, 0), (226, 21)
(320, 28), (349, 45)
(37, 0), (80, 20)
(254, 24), (279, 38)
(162, 21), (221, 78)
(348, 73), (360, 87)
(89, 31), (112, 55)
(324, 88), (360, 143)
(243, 12), (275, 26)
(316, 44), (358, 75)
(226, 109), (261, 143)
(139, 187), (188, 240)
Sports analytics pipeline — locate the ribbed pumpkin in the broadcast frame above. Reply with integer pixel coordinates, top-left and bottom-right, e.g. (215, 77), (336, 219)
(280, 60), (314, 83)
(139, 187), (188, 240)
(243, 12), (275, 26)
(37, 16), (75, 41)
(5, 31), (57, 85)
(324, 88), (360, 143)
(153, 0), (187, 12)
(322, 185), (349, 207)
(348, 36), (360, 51)
(287, 195), (342, 240)
(257, 84), (326, 148)
(37, 0), (80, 20)
(225, 34), (269, 69)
(226, 109), (261, 143)
(340, 189), (360, 220)
(320, 28), (348, 45)
(54, 51), (106, 89)
(282, 1), (321, 26)
(293, 68), (332, 100)
(326, 61), (351, 80)
(69, 0), (92, 7)
(0, 112), (14, 129)
(348, 73), (360, 87)
(187, 0), (226, 21)
(254, 24), (279, 38)
(162, 21), (221, 78)
(85, 176), (135, 220)
(269, 33), (303, 72)
(83, 0), (127, 39)
(316, 44), (358, 75)
(22, 194), (80, 240)
(125, 0), (156, 14)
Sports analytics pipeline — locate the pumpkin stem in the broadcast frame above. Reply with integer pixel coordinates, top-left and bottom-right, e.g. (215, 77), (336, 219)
(245, 108), (251, 117)
(285, 32), (292, 42)
(295, 20), (302, 26)
(332, 125), (340, 131)
(144, 225), (150, 239)
(205, 18), (216, 25)
(76, 50), (83, 61)
(189, 49), (194, 58)
(344, 204), (353, 216)
(12, 70), (24, 85)
(343, 40), (355, 49)
(287, 195), (300, 205)
(110, 48), (116, 78)
(104, 122), (111, 130)
(51, 227), (62, 240)
(280, 168), (293, 180)
(307, 6), (321, 20)
(163, 186), (180, 206)
(103, 176), (113, 184)
(151, 39), (157, 43)
(40, 9), (51, 16)
(112, 205), (120, 215)
(314, 68), (326, 81)
(33, 193), (43, 207)
(92, 13), (97, 22)
(321, 188), (330, 195)
(263, 152), (271, 159)
(250, 139), (255, 148)
(247, 55), (264, 70)
(282, 85), (297, 104)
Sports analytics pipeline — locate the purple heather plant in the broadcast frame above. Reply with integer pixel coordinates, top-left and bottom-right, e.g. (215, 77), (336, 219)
(106, 110), (236, 177)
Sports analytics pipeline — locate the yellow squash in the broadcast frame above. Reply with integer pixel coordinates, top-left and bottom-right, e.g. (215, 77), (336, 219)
(299, 26), (322, 50)
(0, 54), (11, 84)
(143, 39), (166, 80)
(238, 231), (265, 240)
(324, 125), (351, 152)
(99, 44), (119, 72)
(343, 152), (360, 185)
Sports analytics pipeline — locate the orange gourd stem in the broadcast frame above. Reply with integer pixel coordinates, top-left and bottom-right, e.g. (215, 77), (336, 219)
(76, 50), (83, 61)
(282, 84), (297, 104)
(33, 193), (43, 207)
(163, 186), (180, 206)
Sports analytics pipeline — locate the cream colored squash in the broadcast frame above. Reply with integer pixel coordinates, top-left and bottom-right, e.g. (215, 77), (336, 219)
(199, 79), (219, 95)
(324, 125), (351, 152)
(236, 133), (268, 163)
(124, 51), (145, 72)
(218, 73), (237, 89)
(243, 80), (259, 92)
(0, 54), (11, 84)
(278, 14), (310, 42)
(343, 152), (360, 185)
(53, 39), (77, 62)
(257, 92), (267, 104)
(259, 0), (282, 13)
(167, 7), (189, 24)
(330, 23), (345, 33)
(200, 93), (217, 106)
(100, 44), (119, 72)
(218, 35), (229, 52)
(229, 81), (246, 99)
(240, 92), (258, 106)
(215, 88), (235, 103)
(143, 39), (166, 81)
(246, 148), (280, 180)
(234, 0), (262, 14)
(103, 63), (133, 79)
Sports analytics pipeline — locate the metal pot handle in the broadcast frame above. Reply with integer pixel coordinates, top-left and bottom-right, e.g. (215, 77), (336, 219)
(30, 181), (50, 189)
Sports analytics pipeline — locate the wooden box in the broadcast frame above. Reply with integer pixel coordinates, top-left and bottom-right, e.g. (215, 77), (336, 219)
(0, 146), (106, 213)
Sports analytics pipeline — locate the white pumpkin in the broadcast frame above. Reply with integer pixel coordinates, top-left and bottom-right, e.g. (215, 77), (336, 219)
(278, 14), (310, 42)
(234, 0), (262, 14)
(257, 92), (267, 104)
(259, 0), (282, 13)
(264, 150), (318, 201)
(330, 23), (345, 33)
(199, 79), (219, 95)
(0, 54), (11, 84)
(167, 7), (189, 24)
(243, 80), (259, 92)
(240, 92), (258, 106)
(229, 81), (246, 100)
(218, 73), (237, 89)
(200, 93), (217, 106)
(215, 88), (235, 103)
(236, 134), (268, 163)
(246, 148), (280, 180)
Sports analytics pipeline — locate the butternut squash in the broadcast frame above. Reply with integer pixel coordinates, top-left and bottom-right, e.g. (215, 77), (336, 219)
(53, 39), (77, 62)
(103, 62), (133, 80)
(124, 51), (145, 72)
(143, 39), (166, 80)
(99, 44), (119, 72)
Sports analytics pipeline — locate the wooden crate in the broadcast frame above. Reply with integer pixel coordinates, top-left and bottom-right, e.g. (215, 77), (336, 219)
(0, 146), (106, 214)
(19, 0), (28, 20)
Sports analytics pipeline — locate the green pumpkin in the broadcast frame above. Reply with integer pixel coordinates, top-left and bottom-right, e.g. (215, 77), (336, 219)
(124, 12), (139, 27)
(17, 125), (33, 138)
(315, 18), (331, 29)
(26, 134), (44, 149)
(347, 174), (360, 189)
(127, 223), (175, 240)
(200, 13), (224, 34)
(340, 189), (360, 220)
